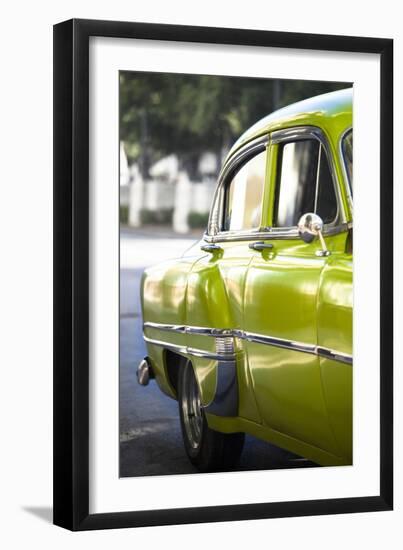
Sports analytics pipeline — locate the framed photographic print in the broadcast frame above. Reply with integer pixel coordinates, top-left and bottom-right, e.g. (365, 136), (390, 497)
(53, 18), (393, 530)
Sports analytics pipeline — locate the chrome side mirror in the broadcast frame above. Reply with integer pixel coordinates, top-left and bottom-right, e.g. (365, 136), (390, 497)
(297, 213), (330, 256)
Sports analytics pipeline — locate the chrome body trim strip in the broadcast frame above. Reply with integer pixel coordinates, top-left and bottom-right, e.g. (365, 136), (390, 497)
(143, 322), (232, 337)
(144, 321), (187, 333)
(143, 336), (236, 362)
(143, 322), (352, 365)
(316, 346), (353, 365)
(240, 331), (351, 365)
(185, 326), (233, 337)
(238, 330), (315, 355)
(202, 222), (349, 244)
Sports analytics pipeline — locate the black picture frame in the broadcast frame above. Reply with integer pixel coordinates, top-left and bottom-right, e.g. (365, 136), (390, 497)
(53, 18), (393, 531)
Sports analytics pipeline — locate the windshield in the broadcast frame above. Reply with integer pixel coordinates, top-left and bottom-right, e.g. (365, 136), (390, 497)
(342, 129), (353, 195)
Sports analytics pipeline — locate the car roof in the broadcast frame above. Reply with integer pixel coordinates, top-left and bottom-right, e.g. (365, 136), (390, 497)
(227, 87), (353, 159)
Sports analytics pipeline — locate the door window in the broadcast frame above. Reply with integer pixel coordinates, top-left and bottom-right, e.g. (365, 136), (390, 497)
(342, 130), (353, 195)
(223, 150), (266, 232)
(274, 139), (337, 227)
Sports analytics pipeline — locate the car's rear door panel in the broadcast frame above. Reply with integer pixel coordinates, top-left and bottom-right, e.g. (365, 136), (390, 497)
(243, 239), (340, 455)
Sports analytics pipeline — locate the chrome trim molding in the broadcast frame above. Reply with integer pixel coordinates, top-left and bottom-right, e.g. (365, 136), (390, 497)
(241, 331), (352, 365)
(144, 321), (187, 333)
(187, 326), (233, 337)
(144, 322), (232, 337)
(218, 136), (269, 185)
(215, 335), (235, 355)
(339, 126), (353, 218)
(237, 330), (315, 355)
(143, 335), (236, 362)
(207, 135), (269, 237)
(144, 322), (352, 365)
(265, 125), (345, 227)
(316, 346), (353, 365)
(271, 126), (322, 144)
(203, 222), (349, 244)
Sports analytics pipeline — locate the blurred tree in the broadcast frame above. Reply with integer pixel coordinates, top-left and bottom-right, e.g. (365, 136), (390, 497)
(120, 72), (349, 178)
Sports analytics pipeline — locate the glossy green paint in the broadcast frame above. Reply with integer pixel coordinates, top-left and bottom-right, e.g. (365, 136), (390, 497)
(140, 89), (353, 466)
(317, 255), (353, 461)
(244, 237), (345, 458)
(187, 241), (263, 423)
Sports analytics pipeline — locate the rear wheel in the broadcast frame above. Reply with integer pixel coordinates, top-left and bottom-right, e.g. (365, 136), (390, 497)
(178, 360), (244, 472)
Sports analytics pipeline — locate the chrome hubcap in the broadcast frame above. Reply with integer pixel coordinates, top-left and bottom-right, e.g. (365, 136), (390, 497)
(181, 363), (203, 449)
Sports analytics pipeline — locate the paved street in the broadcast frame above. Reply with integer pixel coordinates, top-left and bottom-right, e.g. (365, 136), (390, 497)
(119, 227), (315, 477)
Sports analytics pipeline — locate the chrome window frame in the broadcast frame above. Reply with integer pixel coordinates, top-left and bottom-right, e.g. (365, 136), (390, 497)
(207, 135), (269, 239)
(339, 126), (353, 217)
(204, 126), (349, 243)
(269, 126), (343, 234)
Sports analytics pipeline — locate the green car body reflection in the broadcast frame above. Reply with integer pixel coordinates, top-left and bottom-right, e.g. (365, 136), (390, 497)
(138, 88), (353, 471)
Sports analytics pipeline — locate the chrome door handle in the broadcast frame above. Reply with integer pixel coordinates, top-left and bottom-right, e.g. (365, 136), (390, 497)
(201, 243), (222, 253)
(248, 241), (273, 251)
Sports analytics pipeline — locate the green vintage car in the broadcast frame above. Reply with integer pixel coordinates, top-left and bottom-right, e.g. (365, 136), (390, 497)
(137, 88), (353, 472)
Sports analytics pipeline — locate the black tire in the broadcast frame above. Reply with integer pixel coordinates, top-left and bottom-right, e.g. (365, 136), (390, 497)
(178, 360), (245, 472)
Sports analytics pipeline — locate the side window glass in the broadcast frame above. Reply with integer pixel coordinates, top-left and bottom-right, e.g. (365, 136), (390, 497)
(223, 150), (266, 232)
(274, 140), (318, 227)
(274, 139), (337, 228)
(315, 146), (338, 223)
(342, 130), (353, 195)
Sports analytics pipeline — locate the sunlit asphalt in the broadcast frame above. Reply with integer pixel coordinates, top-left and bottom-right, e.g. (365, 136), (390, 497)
(119, 227), (315, 477)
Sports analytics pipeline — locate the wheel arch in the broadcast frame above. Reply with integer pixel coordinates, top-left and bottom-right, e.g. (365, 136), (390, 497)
(164, 349), (188, 399)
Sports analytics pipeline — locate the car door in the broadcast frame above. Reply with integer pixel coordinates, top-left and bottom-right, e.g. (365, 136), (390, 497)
(186, 137), (270, 423)
(243, 128), (348, 457)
